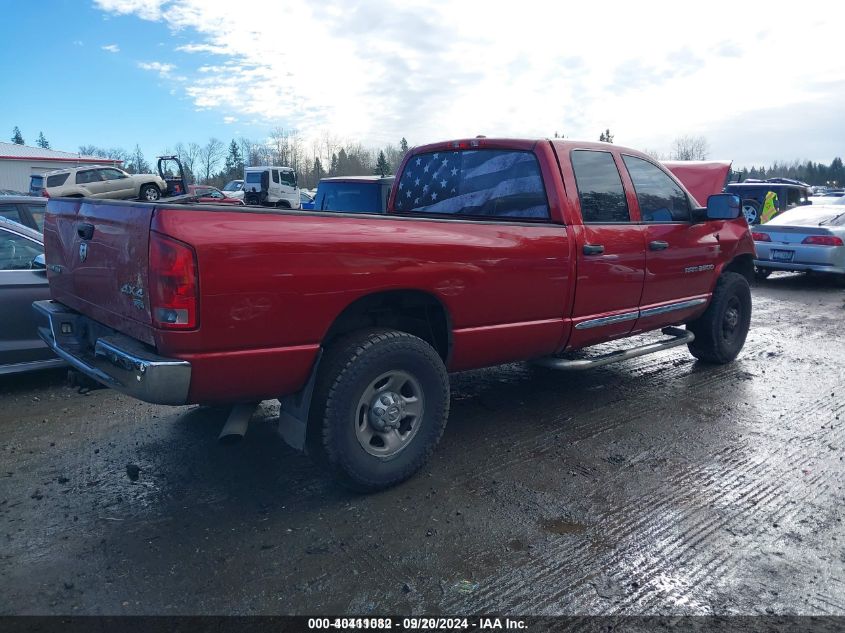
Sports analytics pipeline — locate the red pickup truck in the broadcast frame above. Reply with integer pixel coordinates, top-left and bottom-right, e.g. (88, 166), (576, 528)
(34, 138), (754, 491)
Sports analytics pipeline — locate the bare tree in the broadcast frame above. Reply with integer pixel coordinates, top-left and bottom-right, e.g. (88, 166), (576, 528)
(670, 135), (710, 161)
(198, 138), (225, 183)
(642, 148), (668, 161)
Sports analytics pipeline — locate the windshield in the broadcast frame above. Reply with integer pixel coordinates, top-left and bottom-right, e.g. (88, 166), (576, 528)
(223, 180), (243, 191)
(316, 181), (382, 213)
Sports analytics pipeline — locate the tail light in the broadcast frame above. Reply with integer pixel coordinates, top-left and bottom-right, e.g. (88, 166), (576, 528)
(41, 188), (50, 198)
(751, 232), (771, 242)
(802, 235), (844, 246)
(149, 231), (198, 329)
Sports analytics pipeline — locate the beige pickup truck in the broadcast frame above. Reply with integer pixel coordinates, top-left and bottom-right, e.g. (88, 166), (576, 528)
(43, 165), (168, 201)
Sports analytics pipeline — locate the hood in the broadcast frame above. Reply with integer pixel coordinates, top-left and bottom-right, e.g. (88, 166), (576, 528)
(662, 160), (732, 207)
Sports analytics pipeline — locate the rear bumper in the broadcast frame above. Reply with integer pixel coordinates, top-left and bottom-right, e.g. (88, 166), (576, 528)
(33, 300), (191, 405)
(754, 242), (845, 274)
(754, 260), (845, 274)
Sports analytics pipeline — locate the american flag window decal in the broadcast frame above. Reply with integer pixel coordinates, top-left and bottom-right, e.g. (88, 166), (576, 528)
(396, 149), (550, 219)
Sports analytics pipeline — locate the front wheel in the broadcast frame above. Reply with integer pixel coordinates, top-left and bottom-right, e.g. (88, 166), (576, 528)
(686, 272), (751, 364)
(139, 184), (161, 201)
(310, 328), (450, 491)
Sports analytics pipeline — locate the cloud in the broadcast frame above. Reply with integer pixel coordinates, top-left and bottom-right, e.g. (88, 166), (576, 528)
(137, 61), (175, 77)
(101, 44), (120, 53)
(223, 116), (238, 124)
(93, 0), (845, 164)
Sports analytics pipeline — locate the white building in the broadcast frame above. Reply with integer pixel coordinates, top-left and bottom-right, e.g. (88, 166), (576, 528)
(0, 142), (123, 193)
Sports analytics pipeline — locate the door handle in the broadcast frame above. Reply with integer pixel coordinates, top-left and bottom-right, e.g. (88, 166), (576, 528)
(77, 223), (95, 240)
(649, 240), (669, 251)
(583, 244), (605, 255)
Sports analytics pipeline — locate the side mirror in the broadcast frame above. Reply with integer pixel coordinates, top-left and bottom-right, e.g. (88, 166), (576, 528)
(32, 253), (46, 269)
(706, 193), (741, 220)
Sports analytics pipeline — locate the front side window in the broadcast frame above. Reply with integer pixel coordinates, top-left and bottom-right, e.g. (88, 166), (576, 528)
(570, 150), (630, 222)
(395, 149), (549, 220)
(280, 170), (296, 187)
(101, 168), (127, 181)
(622, 155), (691, 222)
(0, 230), (42, 270)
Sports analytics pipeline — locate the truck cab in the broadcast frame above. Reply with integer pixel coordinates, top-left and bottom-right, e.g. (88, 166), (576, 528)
(243, 166), (300, 209)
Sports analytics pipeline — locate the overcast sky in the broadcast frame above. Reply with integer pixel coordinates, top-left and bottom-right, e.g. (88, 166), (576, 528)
(4, 0), (843, 167)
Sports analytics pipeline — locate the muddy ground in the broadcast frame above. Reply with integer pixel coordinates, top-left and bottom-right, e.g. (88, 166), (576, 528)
(1, 272), (843, 616)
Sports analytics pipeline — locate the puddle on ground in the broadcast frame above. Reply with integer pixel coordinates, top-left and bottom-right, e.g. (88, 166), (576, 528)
(539, 518), (587, 535)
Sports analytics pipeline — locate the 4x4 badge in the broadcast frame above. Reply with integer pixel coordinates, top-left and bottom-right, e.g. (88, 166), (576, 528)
(79, 242), (88, 262)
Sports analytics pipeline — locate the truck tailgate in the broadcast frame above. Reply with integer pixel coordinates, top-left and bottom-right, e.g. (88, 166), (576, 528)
(44, 199), (156, 345)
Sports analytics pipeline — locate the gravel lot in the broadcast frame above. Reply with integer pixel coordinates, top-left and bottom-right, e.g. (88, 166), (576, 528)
(1, 272), (843, 616)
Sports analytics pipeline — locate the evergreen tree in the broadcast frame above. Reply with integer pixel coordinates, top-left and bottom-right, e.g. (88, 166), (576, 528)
(399, 137), (409, 155)
(36, 131), (50, 149)
(11, 126), (24, 144)
(223, 139), (244, 178)
(375, 150), (389, 176)
(126, 144), (149, 174)
(599, 129), (614, 143)
(314, 157), (323, 181)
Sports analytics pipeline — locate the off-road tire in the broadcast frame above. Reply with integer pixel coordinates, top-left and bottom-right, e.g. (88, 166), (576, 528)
(310, 328), (449, 492)
(139, 184), (161, 201)
(686, 272), (751, 364)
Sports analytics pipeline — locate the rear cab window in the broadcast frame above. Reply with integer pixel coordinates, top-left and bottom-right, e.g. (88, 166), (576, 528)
(395, 149), (550, 220)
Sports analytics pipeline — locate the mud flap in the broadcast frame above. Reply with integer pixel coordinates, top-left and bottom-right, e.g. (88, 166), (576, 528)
(278, 349), (322, 452)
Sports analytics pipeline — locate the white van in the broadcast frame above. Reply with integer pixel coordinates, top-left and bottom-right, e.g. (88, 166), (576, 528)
(242, 166), (300, 209)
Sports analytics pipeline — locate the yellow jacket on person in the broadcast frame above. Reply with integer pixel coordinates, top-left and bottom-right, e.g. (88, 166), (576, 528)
(761, 191), (779, 223)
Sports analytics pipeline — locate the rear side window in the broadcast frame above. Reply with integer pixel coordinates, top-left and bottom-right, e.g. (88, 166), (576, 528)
(0, 229), (42, 270)
(570, 150), (630, 222)
(272, 169), (279, 184)
(622, 155), (691, 222)
(245, 172), (262, 184)
(46, 173), (69, 187)
(76, 170), (99, 185)
(395, 149), (549, 220)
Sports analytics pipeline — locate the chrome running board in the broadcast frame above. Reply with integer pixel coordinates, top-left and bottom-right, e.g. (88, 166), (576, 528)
(532, 327), (694, 371)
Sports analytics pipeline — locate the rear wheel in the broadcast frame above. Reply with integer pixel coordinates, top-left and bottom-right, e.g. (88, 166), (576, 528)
(742, 199), (760, 224)
(686, 272), (751, 364)
(310, 328), (449, 491)
(139, 184), (161, 201)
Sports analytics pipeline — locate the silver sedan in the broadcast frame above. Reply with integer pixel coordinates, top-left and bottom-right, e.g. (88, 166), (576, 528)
(752, 205), (845, 279)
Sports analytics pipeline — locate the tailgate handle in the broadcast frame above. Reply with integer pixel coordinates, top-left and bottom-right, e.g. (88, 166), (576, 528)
(77, 223), (95, 240)
(583, 244), (605, 255)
